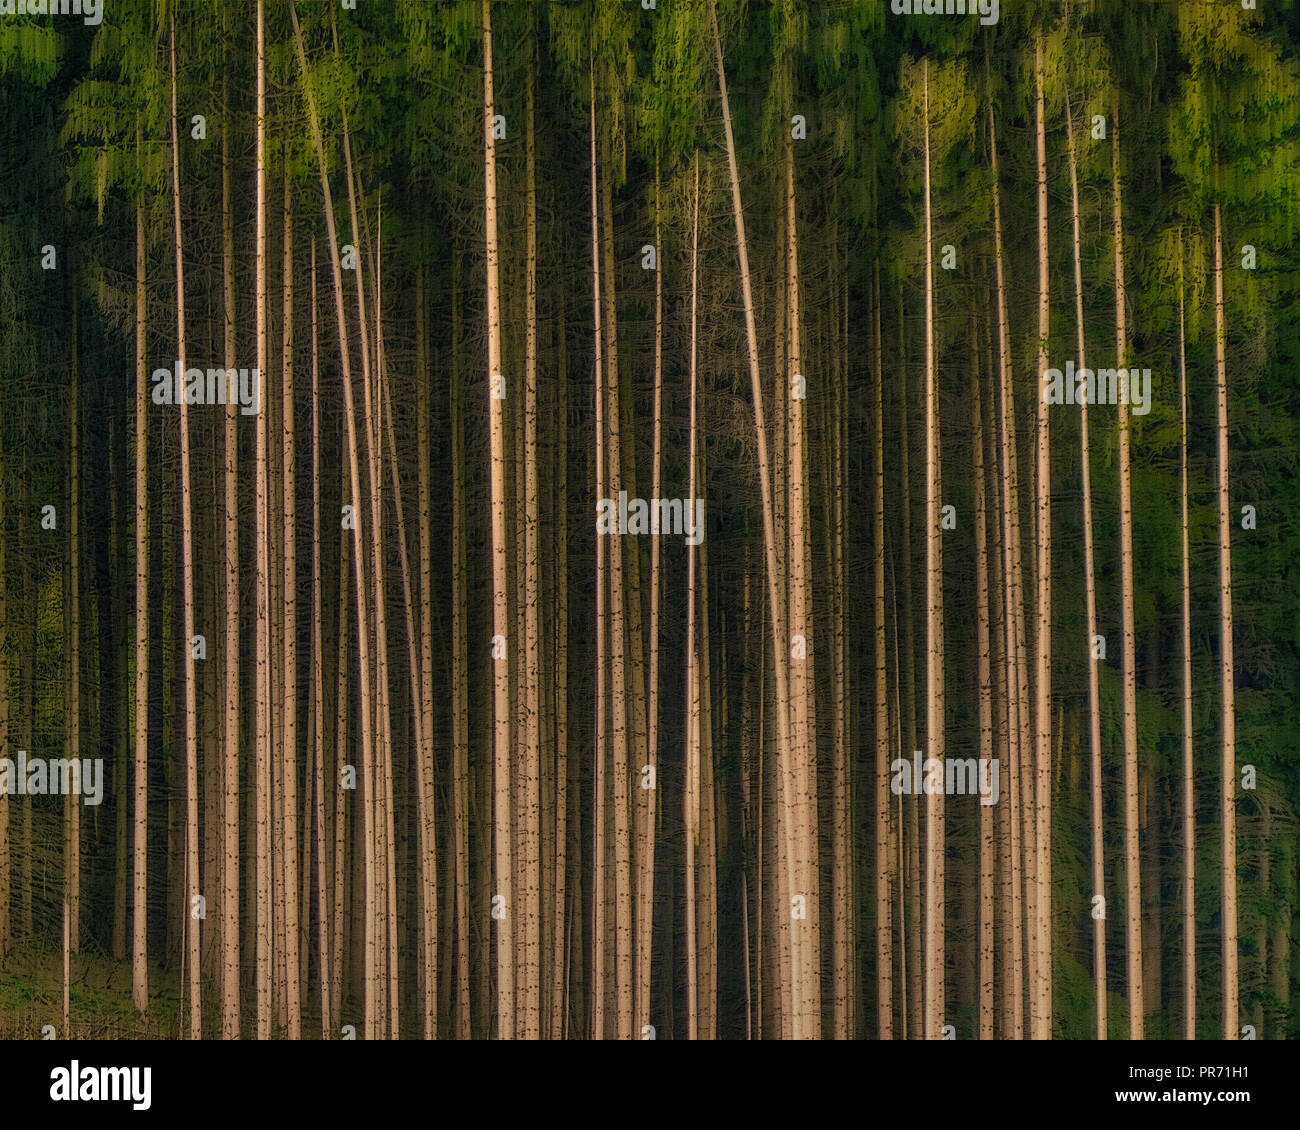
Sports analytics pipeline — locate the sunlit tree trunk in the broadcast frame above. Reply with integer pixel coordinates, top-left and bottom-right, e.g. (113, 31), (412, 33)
(309, 239), (331, 1039)
(596, 122), (635, 1045)
(1033, 33), (1052, 1038)
(1112, 95), (1144, 1040)
(685, 148), (701, 1039)
(416, 263), (438, 1040)
(1213, 201), (1237, 1040)
(1065, 86), (1106, 1041)
(588, 68), (608, 1043)
(169, 13), (200, 1037)
(711, 0), (800, 1039)
(637, 156), (663, 1041)
(551, 285), (570, 1042)
(1177, 231), (1195, 1041)
(482, 0), (514, 1041)
(281, 155), (301, 1041)
(216, 76), (241, 1040)
(990, 90), (1025, 1040)
(784, 125), (820, 1038)
(0, 266), (7, 959)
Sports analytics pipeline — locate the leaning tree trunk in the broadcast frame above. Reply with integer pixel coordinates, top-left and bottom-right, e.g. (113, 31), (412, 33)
(169, 13), (201, 1038)
(710, 0), (801, 1039)
(1066, 86), (1107, 1041)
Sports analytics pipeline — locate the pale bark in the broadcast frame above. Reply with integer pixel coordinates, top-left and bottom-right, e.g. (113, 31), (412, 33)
(256, 0), (274, 1040)
(1113, 96), (1144, 1040)
(310, 239), (331, 1039)
(589, 69), (607, 1042)
(277, 158), (299, 1039)
(1178, 232), (1195, 1041)
(169, 14), (200, 1037)
(1065, 86), (1107, 1041)
(417, 263), (438, 1040)
(219, 78), (241, 1040)
(784, 125), (820, 1037)
(451, 254), (472, 1039)
(685, 150), (701, 1040)
(990, 89), (1025, 1039)
(1213, 202), (1238, 1039)
(482, 0), (514, 1040)
(1033, 33), (1052, 1038)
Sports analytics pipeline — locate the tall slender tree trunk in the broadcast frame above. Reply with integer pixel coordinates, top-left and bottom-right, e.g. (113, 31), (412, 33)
(310, 239), (331, 1039)
(1213, 201), (1237, 1040)
(255, 0), (274, 1040)
(685, 150), (701, 1040)
(482, 0), (514, 1041)
(710, 0), (800, 1039)
(522, 56), (542, 1040)
(588, 69), (610, 1042)
(896, 287), (921, 1042)
(219, 77), (241, 1041)
(280, 155), (301, 1041)
(553, 285), (571, 1041)
(696, 524), (718, 1040)
(990, 89), (1025, 1040)
(784, 126), (820, 1038)
(1033, 33), (1052, 1039)
(973, 314), (995, 1041)
(132, 119), (150, 1016)
(921, 59), (945, 1041)
(451, 254), (472, 1039)
(1112, 95), (1144, 1040)
(169, 14), (200, 1038)
(416, 263), (438, 1040)
(873, 265), (892, 1039)
(0, 310), (6, 958)
(1065, 87), (1107, 1041)
(1178, 232), (1195, 1041)
(637, 157), (663, 1041)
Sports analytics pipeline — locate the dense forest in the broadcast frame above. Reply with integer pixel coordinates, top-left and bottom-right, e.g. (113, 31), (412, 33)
(0, 0), (1297, 1041)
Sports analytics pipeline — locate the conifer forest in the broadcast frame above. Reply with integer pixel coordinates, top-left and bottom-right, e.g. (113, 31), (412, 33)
(0, 0), (1298, 1043)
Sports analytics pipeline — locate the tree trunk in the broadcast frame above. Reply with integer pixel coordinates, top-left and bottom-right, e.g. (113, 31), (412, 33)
(482, 0), (514, 1041)
(1113, 95), (1144, 1040)
(1213, 201), (1237, 1040)
(1033, 33), (1052, 1038)
(1066, 86), (1107, 1041)
(132, 118), (150, 1016)
(873, 265), (892, 1039)
(921, 59), (945, 1041)
(1178, 231), (1195, 1041)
